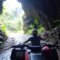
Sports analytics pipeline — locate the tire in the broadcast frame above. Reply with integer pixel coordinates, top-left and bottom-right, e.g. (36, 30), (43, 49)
(11, 49), (25, 60)
(51, 49), (58, 60)
(11, 49), (17, 60)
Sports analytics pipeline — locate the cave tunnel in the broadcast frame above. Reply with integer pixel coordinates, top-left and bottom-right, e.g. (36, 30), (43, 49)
(18, 0), (60, 30)
(0, 0), (60, 30)
(18, 0), (60, 20)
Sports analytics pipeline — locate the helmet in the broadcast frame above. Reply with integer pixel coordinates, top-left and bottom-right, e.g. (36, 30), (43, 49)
(32, 29), (38, 36)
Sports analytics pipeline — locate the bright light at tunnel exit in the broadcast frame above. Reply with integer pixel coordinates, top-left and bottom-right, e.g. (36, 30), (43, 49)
(5, 0), (22, 11)
(3, 0), (25, 36)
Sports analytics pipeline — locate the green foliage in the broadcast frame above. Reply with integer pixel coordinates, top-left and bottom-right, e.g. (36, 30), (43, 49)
(54, 20), (60, 27)
(0, 3), (24, 35)
(1, 24), (6, 33)
(25, 17), (45, 34)
(33, 17), (40, 29)
(38, 25), (45, 34)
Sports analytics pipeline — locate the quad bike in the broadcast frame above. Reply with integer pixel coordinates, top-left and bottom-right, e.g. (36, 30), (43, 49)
(10, 43), (59, 60)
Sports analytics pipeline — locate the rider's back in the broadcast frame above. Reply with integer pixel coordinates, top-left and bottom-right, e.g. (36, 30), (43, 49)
(29, 36), (41, 46)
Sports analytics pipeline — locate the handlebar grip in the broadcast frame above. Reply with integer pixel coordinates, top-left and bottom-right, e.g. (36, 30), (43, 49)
(11, 46), (18, 48)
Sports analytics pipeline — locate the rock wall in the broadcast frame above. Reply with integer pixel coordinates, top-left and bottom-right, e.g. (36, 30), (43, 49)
(42, 26), (60, 44)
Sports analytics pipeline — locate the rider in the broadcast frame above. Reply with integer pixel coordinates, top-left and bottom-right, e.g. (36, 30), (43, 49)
(24, 29), (44, 46)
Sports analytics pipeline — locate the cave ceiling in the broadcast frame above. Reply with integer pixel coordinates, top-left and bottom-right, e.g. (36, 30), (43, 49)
(18, 0), (60, 20)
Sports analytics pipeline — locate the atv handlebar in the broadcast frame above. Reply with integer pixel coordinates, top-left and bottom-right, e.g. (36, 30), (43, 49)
(11, 43), (59, 49)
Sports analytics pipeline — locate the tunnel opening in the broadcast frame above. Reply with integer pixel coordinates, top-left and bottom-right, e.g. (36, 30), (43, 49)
(0, 0), (25, 37)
